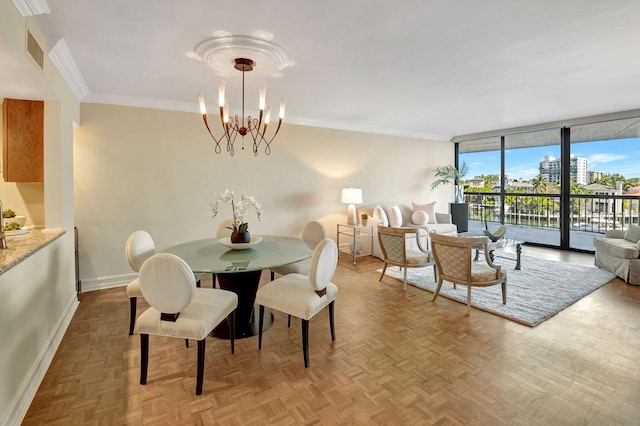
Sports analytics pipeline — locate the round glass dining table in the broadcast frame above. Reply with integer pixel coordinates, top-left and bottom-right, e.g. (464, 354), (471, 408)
(162, 235), (313, 339)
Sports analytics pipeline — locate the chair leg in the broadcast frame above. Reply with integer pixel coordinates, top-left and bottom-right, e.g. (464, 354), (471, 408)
(212, 273), (216, 288)
(271, 271), (275, 281)
(258, 305), (265, 350)
(228, 310), (235, 354)
(403, 267), (408, 291)
(302, 319), (310, 368)
(379, 264), (387, 281)
(129, 297), (137, 335)
(140, 334), (149, 385)
(196, 279), (201, 288)
(502, 278), (507, 305)
(329, 301), (336, 341)
(196, 339), (206, 395)
(466, 286), (472, 315)
(288, 315), (291, 328)
(185, 339), (189, 348)
(432, 277), (444, 302)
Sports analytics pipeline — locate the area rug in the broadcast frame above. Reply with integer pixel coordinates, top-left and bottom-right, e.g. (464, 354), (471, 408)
(379, 253), (616, 326)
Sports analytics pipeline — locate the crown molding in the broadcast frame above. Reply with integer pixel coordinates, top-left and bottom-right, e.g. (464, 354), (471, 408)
(11, 0), (50, 16)
(48, 38), (89, 101)
(83, 93), (452, 142)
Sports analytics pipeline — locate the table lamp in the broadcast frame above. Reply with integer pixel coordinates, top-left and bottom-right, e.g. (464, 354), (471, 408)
(341, 187), (363, 225)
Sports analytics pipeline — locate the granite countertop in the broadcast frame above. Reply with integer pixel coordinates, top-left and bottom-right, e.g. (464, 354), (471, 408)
(0, 228), (66, 276)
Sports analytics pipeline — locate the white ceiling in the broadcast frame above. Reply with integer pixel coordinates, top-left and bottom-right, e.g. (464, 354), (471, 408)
(16, 0), (640, 140)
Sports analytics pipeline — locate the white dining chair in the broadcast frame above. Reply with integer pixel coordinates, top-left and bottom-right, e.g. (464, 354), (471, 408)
(125, 230), (201, 335)
(256, 238), (338, 367)
(270, 220), (327, 280)
(136, 253), (238, 395)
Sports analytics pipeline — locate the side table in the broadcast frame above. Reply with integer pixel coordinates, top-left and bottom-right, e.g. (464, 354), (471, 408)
(337, 223), (374, 265)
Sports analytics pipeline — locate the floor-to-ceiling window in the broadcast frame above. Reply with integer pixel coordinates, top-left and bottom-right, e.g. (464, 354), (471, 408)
(569, 118), (640, 250)
(455, 113), (640, 252)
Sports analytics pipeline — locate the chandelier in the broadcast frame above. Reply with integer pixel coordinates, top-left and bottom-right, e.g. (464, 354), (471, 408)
(198, 57), (285, 156)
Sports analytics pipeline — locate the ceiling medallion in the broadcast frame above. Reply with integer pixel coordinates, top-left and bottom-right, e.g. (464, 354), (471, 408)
(195, 35), (291, 156)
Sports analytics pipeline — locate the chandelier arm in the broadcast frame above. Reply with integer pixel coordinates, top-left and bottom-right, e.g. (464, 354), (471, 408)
(202, 113), (222, 154)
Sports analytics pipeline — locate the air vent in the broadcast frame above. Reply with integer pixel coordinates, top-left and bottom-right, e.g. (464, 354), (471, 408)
(26, 31), (44, 70)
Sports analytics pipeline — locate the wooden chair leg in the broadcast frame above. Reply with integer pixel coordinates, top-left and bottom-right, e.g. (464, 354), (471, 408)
(258, 305), (265, 350)
(212, 273), (217, 288)
(196, 339), (206, 395)
(379, 264), (387, 281)
(270, 271), (275, 281)
(502, 279), (507, 304)
(288, 315), (291, 328)
(129, 297), (137, 335)
(196, 279), (201, 288)
(228, 311), (235, 354)
(140, 334), (149, 385)
(329, 301), (336, 341)
(432, 278), (444, 302)
(403, 267), (408, 291)
(185, 339), (189, 348)
(302, 319), (310, 368)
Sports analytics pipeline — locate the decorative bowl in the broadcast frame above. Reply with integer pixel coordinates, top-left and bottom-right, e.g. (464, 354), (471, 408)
(3, 215), (26, 227)
(218, 236), (263, 250)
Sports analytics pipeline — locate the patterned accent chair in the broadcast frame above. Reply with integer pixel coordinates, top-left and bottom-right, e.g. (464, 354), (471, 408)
(430, 233), (507, 315)
(377, 226), (436, 291)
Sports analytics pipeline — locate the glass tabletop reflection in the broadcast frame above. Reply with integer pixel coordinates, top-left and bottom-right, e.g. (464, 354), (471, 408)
(162, 235), (313, 274)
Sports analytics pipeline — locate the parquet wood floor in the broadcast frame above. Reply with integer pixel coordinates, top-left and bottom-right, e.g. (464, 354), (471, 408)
(22, 247), (640, 425)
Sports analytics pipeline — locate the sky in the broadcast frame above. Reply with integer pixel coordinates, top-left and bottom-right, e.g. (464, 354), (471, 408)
(460, 137), (640, 181)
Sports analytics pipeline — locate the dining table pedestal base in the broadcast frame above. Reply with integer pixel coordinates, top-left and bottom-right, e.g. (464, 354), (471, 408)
(212, 270), (274, 339)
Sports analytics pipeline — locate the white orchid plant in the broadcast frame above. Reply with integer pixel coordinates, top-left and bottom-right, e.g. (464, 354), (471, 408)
(210, 189), (263, 233)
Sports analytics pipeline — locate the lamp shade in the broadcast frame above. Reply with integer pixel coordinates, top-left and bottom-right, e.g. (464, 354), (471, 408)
(341, 188), (363, 205)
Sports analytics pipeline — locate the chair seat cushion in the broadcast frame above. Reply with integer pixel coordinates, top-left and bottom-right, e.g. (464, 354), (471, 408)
(406, 249), (432, 265)
(126, 278), (144, 298)
(471, 263), (506, 282)
(135, 288), (237, 340)
(594, 236), (640, 259)
(255, 274), (338, 321)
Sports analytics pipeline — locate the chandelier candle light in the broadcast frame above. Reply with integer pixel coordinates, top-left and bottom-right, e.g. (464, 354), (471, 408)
(198, 58), (286, 157)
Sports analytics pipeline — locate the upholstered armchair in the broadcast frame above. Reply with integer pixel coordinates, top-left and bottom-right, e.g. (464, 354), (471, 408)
(430, 233), (507, 315)
(377, 225), (436, 291)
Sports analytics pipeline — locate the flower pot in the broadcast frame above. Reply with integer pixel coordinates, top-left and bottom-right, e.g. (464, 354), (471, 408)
(231, 231), (250, 244)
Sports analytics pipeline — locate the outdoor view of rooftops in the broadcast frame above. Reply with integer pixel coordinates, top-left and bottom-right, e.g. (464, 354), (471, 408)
(459, 136), (640, 251)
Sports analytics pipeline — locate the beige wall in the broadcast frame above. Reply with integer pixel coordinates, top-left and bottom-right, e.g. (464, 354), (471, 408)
(75, 103), (455, 287)
(0, 1), (79, 424)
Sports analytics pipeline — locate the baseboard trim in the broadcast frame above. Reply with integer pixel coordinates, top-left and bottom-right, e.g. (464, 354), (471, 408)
(81, 273), (135, 292)
(3, 294), (79, 426)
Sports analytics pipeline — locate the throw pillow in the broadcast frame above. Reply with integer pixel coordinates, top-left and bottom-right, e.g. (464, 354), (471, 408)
(388, 204), (403, 227)
(412, 201), (437, 224)
(373, 205), (389, 226)
(624, 225), (640, 243)
(411, 210), (429, 225)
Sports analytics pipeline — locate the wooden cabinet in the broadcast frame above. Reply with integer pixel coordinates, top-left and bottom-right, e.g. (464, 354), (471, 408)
(2, 98), (44, 182)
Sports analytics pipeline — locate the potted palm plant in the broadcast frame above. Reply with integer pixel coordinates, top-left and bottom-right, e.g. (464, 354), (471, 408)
(430, 162), (468, 203)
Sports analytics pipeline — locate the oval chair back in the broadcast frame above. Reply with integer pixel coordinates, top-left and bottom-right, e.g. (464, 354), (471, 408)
(138, 253), (196, 315)
(126, 230), (156, 272)
(301, 221), (328, 250)
(308, 238), (338, 292)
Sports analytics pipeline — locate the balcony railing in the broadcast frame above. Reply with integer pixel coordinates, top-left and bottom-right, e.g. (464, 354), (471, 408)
(465, 191), (640, 234)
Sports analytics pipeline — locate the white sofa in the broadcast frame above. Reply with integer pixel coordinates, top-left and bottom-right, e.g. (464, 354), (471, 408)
(358, 203), (458, 259)
(593, 226), (640, 285)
